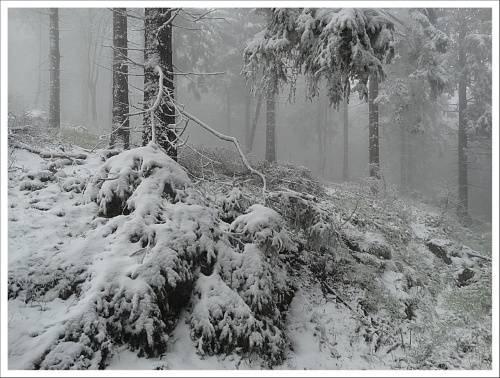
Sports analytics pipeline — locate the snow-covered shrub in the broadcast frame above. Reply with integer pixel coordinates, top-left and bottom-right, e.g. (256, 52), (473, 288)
(24, 169), (55, 182)
(31, 142), (296, 369)
(83, 142), (199, 217)
(32, 143), (217, 368)
(215, 187), (250, 222)
(19, 180), (44, 191)
(229, 204), (296, 254)
(61, 177), (85, 193)
(18, 169), (56, 191)
(266, 191), (336, 251)
(341, 228), (392, 260)
(189, 273), (285, 366)
(261, 162), (325, 197)
(8, 108), (57, 149)
(189, 204), (297, 366)
(177, 144), (259, 179)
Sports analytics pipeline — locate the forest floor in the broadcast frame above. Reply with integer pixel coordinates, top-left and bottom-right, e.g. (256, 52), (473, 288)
(5, 134), (494, 373)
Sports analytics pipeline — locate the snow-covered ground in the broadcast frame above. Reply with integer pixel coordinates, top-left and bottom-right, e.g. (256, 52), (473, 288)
(5, 144), (495, 374)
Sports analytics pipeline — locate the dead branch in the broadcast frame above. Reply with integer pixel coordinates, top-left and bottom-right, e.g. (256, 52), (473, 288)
(173, 107), (267, 193)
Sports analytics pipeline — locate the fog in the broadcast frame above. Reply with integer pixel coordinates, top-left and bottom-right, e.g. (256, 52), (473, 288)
(7, 7), (492, 221)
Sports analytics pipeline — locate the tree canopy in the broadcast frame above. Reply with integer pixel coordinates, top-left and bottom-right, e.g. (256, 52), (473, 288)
(243, 8), (395, 106)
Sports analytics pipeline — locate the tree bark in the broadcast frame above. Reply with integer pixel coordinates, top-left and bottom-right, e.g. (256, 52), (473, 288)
(110, 8), (130, 149)
(49, 8), (60, 129)
(343, 93), (349, 182)
(33, 12), (43, 110)
(248, 93), (262, 151)
(90, 86), (98, 127)
(81, 58), (89, 126)
(321, 97), (327, 177)
(143, 8), (177, 161)
(226, 87), (231, 135)
(368, 77), (380, 179)
(244, 90), (251, 147)
(400, 124), (408, 190)
(79, 9), (105, 130)
(265, 84), (276, 163)
(316, 96), (326, 177)
(457, 10), (469, 225)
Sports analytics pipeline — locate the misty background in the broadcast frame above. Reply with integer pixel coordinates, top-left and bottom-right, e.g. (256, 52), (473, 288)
(7, 7), (492, 221)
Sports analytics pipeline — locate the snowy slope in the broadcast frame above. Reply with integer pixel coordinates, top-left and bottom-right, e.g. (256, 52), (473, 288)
(5, 145), (494, 373)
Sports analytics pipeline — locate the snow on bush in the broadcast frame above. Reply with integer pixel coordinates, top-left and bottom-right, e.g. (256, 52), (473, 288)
(189, 272), (285, 365)
(26, 142), (296, 369)
(230, 204), (296, 253)
(266, 190), (336, 251)
(215, 186), (250, 222)
(83, 142), (199, 217)
(189, 203), (298, 366)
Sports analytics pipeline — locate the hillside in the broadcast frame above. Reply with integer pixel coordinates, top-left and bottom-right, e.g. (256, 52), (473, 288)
(6, 135), (493, 372)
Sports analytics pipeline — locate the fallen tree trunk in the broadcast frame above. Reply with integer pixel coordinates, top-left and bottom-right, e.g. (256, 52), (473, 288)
(13, 142), (88, 160)
(39, 151), (88, 160)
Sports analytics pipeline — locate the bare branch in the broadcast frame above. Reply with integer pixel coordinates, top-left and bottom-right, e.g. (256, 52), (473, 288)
(171, 104), (267, 193)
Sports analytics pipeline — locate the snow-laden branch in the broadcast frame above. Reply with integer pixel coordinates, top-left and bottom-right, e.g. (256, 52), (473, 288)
(170, 104), (267, 193)
(149, 65), (164, 144)
(125, 65), (165, 126)
(122, 64), (266, 192)
(156, 8), (182, 39)
(171, 70), (227, 76)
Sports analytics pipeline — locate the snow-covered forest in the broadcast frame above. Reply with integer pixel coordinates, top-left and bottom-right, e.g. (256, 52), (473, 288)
(2, 3), (498, 376)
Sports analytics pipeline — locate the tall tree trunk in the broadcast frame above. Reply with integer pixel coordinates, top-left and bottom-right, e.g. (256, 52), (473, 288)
(81, 60), (89, 126)
(226, 87), (231, 135)
(248, 93), (262, 151)
(400, 125), (408, 190)
(244, 90), (251, 147)
(87, 10), (102, 130)
(407, 136), (413, 187)
(33, 13), (43, 110)
(49, 8), (60, 129)
(343, 93), (349, 182)
(316, 96), (325, 176)
(110, 8), (130, 149)
(321, 97), (327, 177)
(368, 77), (380, 179)
(457, 10), (469, 225)
(143, 8), (177, 161)
(265, 84), (276, 163)
(90, 87), (98, 127)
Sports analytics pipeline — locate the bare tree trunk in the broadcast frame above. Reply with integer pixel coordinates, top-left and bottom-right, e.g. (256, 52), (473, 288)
(90, 86), (98, 127)
(265, 84), (276, 163)
(143, 8), (177, 161)
(244, 90), (251, 147)
(33, 12), (43, 109)
(343, 93), (349, 182)
(316, 96), (325, 177)
(226, 87), (231, 135)
(81, 9), (106, 130)
(248, 93), (262, 151)
(457, 10), (469, 225)
(407, 136), (413, 187)
(49, 8), (60, 129)
(321, 97), (327, 177)
(110, 8), (130, 149)
(368, 77), (380, 179)
(81, 58), (89, 126)
(400, 124), (408, 190)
